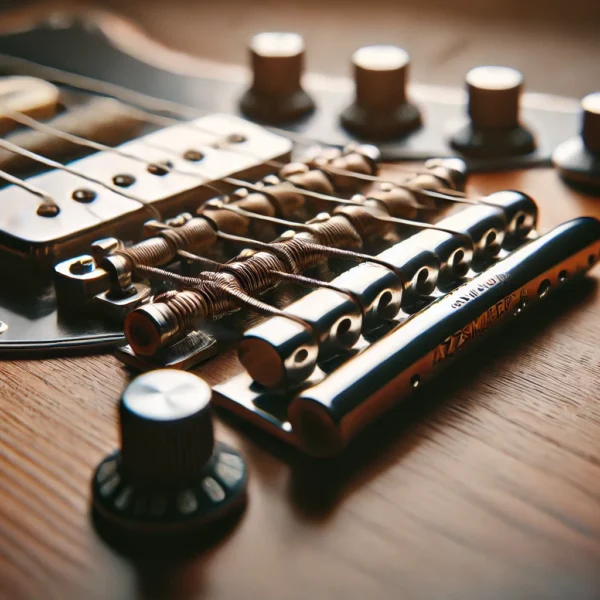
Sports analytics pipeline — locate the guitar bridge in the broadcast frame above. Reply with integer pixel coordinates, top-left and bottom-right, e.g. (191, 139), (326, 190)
(0, 61), (597, 461)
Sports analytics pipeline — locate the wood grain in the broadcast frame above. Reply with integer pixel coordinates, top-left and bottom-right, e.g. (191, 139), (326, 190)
(1, 166), (599, 600)
(101, 0), (600, 98)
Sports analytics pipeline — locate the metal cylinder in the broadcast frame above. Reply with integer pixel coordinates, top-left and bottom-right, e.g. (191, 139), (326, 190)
(238, 317), (317, 388)
(377, 242), (440, 298)
(240, 288), (362, 388)
(239, 238), (440, 388)
(328, 262), (404, 326)
(408, 229), (473, 287)
(288, 217), (600, 456)
(482, 190), (538, 248)
(435, 204), (507, 269)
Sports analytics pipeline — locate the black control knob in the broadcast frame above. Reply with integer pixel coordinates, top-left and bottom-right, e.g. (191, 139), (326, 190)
(341, 45), (421, 140)
(92, 370), (247, 540)
(239, 31), (315, 124)
(553, 92), (600, 193)
(450, 66), (536, 158)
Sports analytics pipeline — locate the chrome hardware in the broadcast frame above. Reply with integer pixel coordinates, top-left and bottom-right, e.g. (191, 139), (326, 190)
(54, 255), (109, 307)
(0, 114), (292, 267)
(90, 238), (124, 263)
(93, 283), (152, 321)
(216, 217), (600, 455)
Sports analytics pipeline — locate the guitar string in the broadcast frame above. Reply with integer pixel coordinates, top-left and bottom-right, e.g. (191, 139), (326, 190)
(215, 200), (467, 237)
(0, 52), (463, 182)
(3, 105), (460, 211)
(0, 53), (478, 207)
(132, 263), (315, 327)
(320, 166), (475, 204)
(211, 232), (406, 308)
(0, 54), (480, 223)
(3, 108), (230, 196)
(0, 167), (58, 213)
(0, 137), (162, 219)
(0, 67), (473, 323)
(1, 109), (430, 219)
(178, 247), (364, 304)
(1, 108), (474, 242)
(0, 110), (368, 214)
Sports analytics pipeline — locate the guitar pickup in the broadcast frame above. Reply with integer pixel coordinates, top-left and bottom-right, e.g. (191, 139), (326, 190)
(0, 114), (292, 268)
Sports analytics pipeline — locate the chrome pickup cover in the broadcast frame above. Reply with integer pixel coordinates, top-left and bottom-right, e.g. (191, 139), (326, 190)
(0, 114), (292, 266)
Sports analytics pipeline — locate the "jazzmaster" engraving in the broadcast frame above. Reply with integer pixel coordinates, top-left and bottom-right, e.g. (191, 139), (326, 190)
(434, 287), (526, 365)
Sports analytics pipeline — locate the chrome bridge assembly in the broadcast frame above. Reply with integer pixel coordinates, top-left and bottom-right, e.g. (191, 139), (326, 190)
(0, 74), (598, 458)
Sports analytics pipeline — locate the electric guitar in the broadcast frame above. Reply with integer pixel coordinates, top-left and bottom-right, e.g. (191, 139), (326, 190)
(1, 7), (599, 600)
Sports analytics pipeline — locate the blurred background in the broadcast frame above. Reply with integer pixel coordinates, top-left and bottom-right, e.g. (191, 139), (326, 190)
(1, 0), (599, 96)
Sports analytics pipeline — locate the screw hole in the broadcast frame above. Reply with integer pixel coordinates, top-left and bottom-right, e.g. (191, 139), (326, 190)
(294, 348), (308, 364)
(510, 212), (528, 234)
(588, 254), (596, 267)
(376, 290), (398, 319)
(336, 318), (351, 336)
(558, 270), (568, 283)
(378, 290), (392, 310)
(416, 268), (429, 287)
(69, 257), (95, 275)
(451, 249), (469, 277)
(538, 279), (551, 298)
(411, 374), (421, 388)
(452, 249), (465, 268)
(334, 317), (354, 347)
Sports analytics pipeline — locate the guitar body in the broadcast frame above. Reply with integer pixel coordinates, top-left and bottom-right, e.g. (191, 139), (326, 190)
(0, 7), (599, 600)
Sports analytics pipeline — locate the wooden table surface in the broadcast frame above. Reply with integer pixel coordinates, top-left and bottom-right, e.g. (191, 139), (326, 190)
(1, 166), (599, 600)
